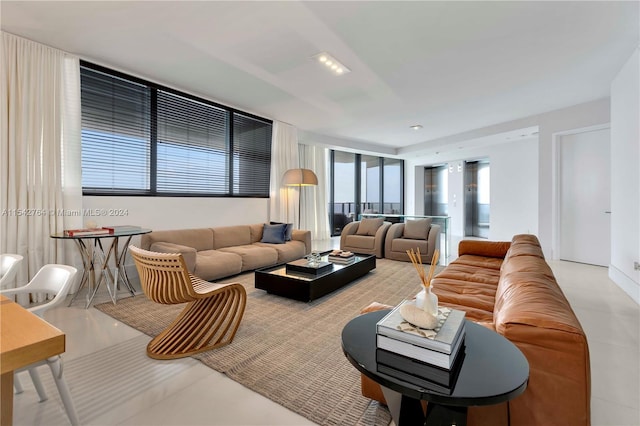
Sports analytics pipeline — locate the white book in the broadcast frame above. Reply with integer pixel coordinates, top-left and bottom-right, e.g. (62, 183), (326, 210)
(376, 332), (465, 370)
(376, 300), (466, 354)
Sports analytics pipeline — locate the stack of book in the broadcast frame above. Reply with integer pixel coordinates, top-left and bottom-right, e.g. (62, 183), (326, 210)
(63, 228), (110, 237)
(328, 250), (355, 264)
(375, 300), (466, 394)
(101, 225), (142, 233)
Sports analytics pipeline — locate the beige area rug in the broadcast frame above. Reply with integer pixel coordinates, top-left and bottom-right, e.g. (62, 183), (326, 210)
(95, 259), (439, 426)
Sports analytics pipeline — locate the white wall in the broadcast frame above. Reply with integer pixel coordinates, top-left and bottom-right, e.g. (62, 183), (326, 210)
(83, 195), (269, 251)
(405, 137), (539, 242)
(610, 47), (640, 304)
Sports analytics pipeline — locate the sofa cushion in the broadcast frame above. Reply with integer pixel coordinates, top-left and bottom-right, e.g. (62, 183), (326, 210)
(345, 234), (376, 250)
(436, 262), (502, 286)
(218, 245), (279, 271)
(505, 234), (545, 259)
(391, 238), (428, 254)
(194, 250), (243, 281)
(213, 225), (251, 249)
(453, 254), (504, 271)
(141, 228), (213, 252)
(458, 240), (511, 258)
(270, 221), (293, 241)
(261, 224), (287, 244)
(403, 218), (432, 240)
(356, 218), (383, 236)
(149, 242), (197, 272)
(249, 223), (265, 243)
(254, 240), (306, 263)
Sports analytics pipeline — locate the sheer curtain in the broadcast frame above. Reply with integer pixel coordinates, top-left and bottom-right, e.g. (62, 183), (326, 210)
(299, 144), (330, 240)
(268, 121), (299, 224)
(1, 32), (83, 301)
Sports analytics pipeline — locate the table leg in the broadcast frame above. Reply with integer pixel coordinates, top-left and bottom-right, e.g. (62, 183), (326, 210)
(381, 386), (425, 426)
(1, 371), (14, 426)
(98, 239), (118, 304)
(116, 236), (136, 296)
(425, 402), (467, 426)
(67, 239), (91, 307)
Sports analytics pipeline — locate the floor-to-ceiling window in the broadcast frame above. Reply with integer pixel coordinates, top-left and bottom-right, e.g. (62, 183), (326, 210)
(383, 158), (403, 214)
(361, 155), (380, 214)
(424, 165), (448, 216)
(331, 151), (356, 235)
(464, 160), (490, 238)
(329, 151), (403, 236)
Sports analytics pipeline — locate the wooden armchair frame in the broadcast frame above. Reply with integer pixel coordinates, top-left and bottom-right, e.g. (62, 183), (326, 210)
(129, 245), (247, 360)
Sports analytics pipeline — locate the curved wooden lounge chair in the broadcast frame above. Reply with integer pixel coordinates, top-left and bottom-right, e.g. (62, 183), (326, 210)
(129, 245), (247, 360)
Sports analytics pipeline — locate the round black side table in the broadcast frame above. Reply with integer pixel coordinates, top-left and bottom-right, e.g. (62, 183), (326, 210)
(342, 310), (529, 426)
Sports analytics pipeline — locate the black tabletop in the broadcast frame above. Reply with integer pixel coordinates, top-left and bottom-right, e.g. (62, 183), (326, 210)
(342, 310), (529, 407)
(51, 228), (152, 239)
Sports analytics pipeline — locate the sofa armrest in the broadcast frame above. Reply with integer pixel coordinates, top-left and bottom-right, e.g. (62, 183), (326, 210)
(384, 223), (405, 254)
(427, 224), (441, 257)
(339, 221), (360, 249)
(458, 240), (511, 258)
(291, 229), (312, 255)
(373, 221), (392, 258)
(149, 242), (197, 272)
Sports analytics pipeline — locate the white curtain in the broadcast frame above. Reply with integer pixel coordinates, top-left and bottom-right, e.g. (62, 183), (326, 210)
(268, 121), (299, 224)
(299, 144), (330, 240)
(1, 32), (83, 301)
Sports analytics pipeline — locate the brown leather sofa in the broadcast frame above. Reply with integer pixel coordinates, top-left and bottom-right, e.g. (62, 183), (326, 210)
(361, 234), (590, 426)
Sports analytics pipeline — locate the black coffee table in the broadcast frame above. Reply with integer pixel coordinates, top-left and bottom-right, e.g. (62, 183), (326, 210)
(342, 310), (529, 426)
(255, 253), (375, 301)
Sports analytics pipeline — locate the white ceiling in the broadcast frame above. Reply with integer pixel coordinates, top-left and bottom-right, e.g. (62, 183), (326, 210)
(1, 1), (638, 155)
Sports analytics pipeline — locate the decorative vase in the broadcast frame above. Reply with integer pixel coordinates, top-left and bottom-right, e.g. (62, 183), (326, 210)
(415, 286), (438, 316)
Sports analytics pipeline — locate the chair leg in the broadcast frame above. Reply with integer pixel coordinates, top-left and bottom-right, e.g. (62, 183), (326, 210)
(46, 356), (80, 426)
(13, 372), (24, 394)
(147, 284), (247, 360)
(27, 367), (48, 402)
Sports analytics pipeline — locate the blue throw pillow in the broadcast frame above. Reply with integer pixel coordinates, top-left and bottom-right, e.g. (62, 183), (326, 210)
(270, 221), (293, 241)
(262, 223), (287, 244)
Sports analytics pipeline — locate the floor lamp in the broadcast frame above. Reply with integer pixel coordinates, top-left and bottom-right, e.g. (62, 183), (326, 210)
(282, 168), (318, 229)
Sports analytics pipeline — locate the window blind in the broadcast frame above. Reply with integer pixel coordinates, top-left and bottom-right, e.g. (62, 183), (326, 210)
(80, 67), (150, 192)
(232, 113), (272, 196)
(80, 62), (272, 197)
(157, 90), (229, 194)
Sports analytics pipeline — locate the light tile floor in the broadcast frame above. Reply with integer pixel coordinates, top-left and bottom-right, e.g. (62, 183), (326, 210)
(10, 238), (640, 426)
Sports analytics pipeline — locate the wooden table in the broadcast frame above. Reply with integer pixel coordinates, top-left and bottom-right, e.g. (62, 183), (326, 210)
(0, 295), (65, 426)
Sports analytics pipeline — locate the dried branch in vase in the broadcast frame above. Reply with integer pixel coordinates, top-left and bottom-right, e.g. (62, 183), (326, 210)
(406, 248), (440, 288)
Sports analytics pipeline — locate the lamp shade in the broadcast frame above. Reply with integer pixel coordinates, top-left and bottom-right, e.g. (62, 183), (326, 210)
(282, 168), (318, 186)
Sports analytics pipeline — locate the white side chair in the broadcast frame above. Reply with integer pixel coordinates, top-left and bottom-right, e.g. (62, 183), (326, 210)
(1, 264), (80, 426)
(0, 253), (24, 288)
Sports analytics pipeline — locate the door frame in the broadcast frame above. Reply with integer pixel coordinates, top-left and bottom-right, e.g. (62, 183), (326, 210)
(551, 123), (610, 261)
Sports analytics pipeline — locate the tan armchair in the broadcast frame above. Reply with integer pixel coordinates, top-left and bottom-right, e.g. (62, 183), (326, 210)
(340, 218), (391, 258)
(384, 218), (441, 263)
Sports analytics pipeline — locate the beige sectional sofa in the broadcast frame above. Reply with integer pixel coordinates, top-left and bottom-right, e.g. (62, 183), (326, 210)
(140, 223), (312, 281)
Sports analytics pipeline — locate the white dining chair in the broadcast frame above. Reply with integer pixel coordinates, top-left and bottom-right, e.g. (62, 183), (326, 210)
(1, 264), (80, 426)
(0, 253), (23, 288)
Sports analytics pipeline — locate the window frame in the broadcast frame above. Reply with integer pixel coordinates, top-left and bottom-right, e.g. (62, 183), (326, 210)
(329, 150), (404, 236)
(80, 61), (273, 198)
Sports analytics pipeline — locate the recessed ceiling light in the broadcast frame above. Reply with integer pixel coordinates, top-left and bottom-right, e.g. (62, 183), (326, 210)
(410, 125), (423, 130)
(312, 52), (351, 75)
